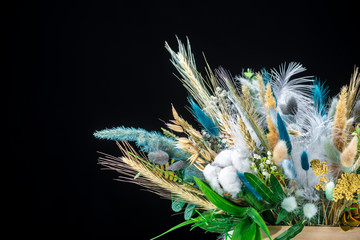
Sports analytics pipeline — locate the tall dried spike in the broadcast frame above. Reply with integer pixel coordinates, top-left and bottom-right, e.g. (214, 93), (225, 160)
(257, 73), (266, 104)
(346, 67), (360, 118)
(265, 82), (279, 150)
(237, 116), (257, 151)
(333, 86), (348, 152)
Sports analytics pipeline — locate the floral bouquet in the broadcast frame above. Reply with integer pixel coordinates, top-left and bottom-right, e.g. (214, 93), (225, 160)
(94, 38), (360, 240)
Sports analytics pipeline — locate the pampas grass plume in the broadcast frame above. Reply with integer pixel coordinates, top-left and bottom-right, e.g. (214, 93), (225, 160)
(341, 135), (358, 168)
(332, 86), (348, 152)
(273, 140), (288, 166)
(303, 203), (317, 219)
(281, 196), (297, 212)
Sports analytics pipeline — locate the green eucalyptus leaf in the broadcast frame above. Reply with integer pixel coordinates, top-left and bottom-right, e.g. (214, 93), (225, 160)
(244, 173), (276, 204)
(194, 177), (249, 217)
(184, 204), (196, 220)
(274, 221), (304, 240)
(247, 207), (272, 240)
(171, 199), (186, 212)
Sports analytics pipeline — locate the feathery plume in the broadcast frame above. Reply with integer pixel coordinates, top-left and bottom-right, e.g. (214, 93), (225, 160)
(273, 140), (289, 166)
(257, 73), (266, 104)
(341, 135), (358, 168)
(332, 86), (348, 152)
(346, 67), (360, 118)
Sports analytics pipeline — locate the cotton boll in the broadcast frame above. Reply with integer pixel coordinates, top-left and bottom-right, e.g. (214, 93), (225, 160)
(203, 164), (224, 195)
(303, 203), (317, 219)
(281, 196), (298, 212)
(231, 150), (252, 173)
(212, 149), (233, 168)
(218, 166), (242, 198)
(148, 150), (169, 165)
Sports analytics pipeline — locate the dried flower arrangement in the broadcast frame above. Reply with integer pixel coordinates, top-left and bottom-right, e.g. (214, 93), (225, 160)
(94, 38), (360, 240)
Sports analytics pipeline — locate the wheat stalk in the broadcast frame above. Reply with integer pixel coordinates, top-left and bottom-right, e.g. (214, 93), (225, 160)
(346, 66), (360, 118)
(99, 141), (216, 210)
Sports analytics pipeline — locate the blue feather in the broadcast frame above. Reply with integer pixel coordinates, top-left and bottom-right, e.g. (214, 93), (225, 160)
(237, 173), (263, 200)
(188, 98), (218, 136)
(93, 126), (188, 160)
(301, 151), (309, 171)
(277, 113), (292, 154)
(261, 68), (271, 86)
(313, 78), (329, 116)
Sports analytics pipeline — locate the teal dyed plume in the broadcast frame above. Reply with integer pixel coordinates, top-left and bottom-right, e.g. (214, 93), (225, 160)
(300, 151), (309, 171)
(188, 98), (218, 136)
(277, 113), (292, 154)
(313, 78), (329, 116)
(93, 126), (187, 160)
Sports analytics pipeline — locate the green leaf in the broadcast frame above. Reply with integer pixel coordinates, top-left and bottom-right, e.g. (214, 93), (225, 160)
(171, 199), (186, 212)
(254, 224), (263, 240)
(275, 208), (289, 224)
(194, 177), (249, 217)
(194, 211), (235, 233)
(150, 219), (195, 240)
(274, 221), (304, 240)
(247, 207), (272, 240)
(232, 218), (257, 240)
(184, 204), (196, 220)
(269, 175), (286, 202)
(244, 173), (275, 204)
(243, 190), (266, 211)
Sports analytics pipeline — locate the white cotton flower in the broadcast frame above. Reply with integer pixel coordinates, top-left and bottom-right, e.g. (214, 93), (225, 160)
(231, 150), (252, 173)
(218, 166), (242, 198)
(281, 196), (298, 212)
(213, 149), (233, 168)
(203, 164), (224, 195)
(303, 203), (317, 219)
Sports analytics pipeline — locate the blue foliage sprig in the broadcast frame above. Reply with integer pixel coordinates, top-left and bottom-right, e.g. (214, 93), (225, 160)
(94, 126), (188, 160)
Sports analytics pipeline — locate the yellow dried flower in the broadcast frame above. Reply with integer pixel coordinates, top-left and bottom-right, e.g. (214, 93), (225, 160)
(332, 173), (360, 202)
(310, 159), (329, 190)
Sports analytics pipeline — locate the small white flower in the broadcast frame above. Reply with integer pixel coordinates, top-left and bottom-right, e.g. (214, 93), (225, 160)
(267, 151), (272, 156)
(266, 160), (271, 165)
(262, 171), (269, 178)
(271, 166), (277, 171)
(259, 163), (265, 169)
(253, 154), (261, 160)
(251, 162), (256, 167)
(303, 203), (317, 219)
(281, 196), (297, 212)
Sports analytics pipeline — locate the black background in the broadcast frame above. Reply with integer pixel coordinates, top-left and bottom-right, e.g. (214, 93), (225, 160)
(6, 1), (359, 239)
